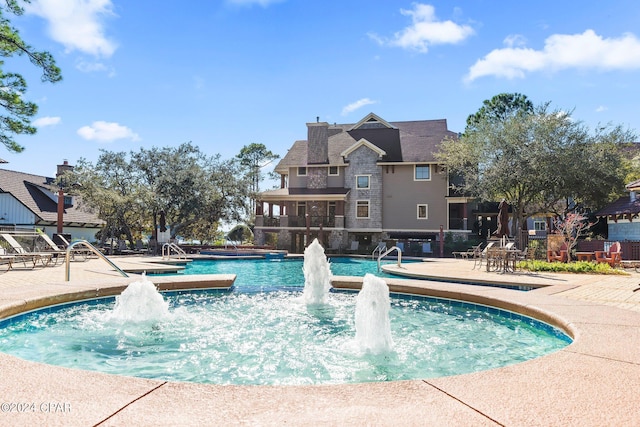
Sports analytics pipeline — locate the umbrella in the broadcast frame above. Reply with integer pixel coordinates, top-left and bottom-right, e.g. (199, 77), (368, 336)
(159, 210), (167, 232)
(494, 199), (510, 238)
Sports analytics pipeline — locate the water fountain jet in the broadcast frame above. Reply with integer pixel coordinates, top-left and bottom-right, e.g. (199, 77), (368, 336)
(109, 274), (169, 323)
(302, 239), (332, 305)
(355, 273), (394, 354)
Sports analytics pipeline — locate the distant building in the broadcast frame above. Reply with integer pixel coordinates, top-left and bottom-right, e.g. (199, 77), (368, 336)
(594, 179), (640, 241)
(0, 160), (103, 241)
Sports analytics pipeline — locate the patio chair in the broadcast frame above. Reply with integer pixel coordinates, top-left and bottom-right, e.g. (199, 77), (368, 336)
(595, 242), (622, 267)
(453, 242), (484, 260)
(473, 241), (496, 269)
(0, 234), (53, 268)
(547, 242), (568, 263)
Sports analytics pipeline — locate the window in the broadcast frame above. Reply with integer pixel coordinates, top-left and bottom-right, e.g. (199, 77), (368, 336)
(417, 204), (428, 219)
(356, 175), (370, 189)
(297, 166), (307, 176)
(297, 202), (306, 217)
(328, 166), (339, 176)
(356, 200), (369, 218)
(328, 201), (336, 217)
(534, 221), (546, 231)
(414, 164), (431, 181)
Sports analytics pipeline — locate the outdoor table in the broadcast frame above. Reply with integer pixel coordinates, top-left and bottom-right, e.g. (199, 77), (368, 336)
(576, 252), (595, 261)
(486, 248), (521, 273)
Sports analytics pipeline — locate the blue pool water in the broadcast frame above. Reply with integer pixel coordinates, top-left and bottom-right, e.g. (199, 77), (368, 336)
(160, 257), (409, 290)
(0, 285), (570, 385)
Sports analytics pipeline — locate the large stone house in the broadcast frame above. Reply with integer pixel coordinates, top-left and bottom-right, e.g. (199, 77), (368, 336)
(0, 160), (103, 242)
(255, 113), (480, 254)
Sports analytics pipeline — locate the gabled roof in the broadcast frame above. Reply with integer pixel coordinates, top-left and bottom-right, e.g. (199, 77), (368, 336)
(0, 168), (103, 226)
(348, 112), (397, 131)
(340, 138), (386, 159)
(274, 113), (457, 173)
(626, 179), (640, 191)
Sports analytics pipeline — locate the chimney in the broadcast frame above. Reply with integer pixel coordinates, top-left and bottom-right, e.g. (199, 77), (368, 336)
(56, 159), (74, 178)
(306, 121), (329, 165)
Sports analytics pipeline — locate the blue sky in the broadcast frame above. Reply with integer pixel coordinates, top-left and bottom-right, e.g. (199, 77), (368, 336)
(3, 0), (640, 179)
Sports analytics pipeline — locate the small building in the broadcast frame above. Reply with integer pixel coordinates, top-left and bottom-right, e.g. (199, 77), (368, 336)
(593, 179), (640, 241)
(0, 161), (103, 241)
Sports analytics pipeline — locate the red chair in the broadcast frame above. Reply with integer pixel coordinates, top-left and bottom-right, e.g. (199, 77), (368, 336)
(595, 242), (622, 267)
(547, 242), (568, 263)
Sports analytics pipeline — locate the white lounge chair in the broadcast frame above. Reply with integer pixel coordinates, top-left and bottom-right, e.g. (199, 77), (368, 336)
(0, 234), (53, 268)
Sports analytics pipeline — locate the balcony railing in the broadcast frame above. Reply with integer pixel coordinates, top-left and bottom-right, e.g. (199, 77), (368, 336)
(263, 215), (335, 228)
(263, 217), (280, 227)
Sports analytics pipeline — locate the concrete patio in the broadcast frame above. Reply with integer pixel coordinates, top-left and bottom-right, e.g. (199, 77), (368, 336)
(0, 255), (639, 426)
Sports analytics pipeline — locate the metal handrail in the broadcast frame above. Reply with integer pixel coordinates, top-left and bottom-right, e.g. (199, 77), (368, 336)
(162, 242), (187, 260)
(371, 243), (387, 260)
(377, 246), (402, 271)
(65, 240), (128, 281)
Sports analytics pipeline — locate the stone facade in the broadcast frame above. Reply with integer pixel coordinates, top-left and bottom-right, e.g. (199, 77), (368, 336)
(344, 146), (383, 230)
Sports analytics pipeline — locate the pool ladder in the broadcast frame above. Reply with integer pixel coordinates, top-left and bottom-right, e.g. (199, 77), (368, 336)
(65, 240), (128, 281)
(162, 242), (188, 260)
(377, 246), (402, 272)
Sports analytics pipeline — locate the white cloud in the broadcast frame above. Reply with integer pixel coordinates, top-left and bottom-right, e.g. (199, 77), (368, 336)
(25, 0), (117, 58)
(341, 98), (377, 116)
(33, 116), (61, 127)
(596, 105), (608, 112)
(77, 121), (140, 143)
(369, 3), (474, 53)
(466, 30), (640, 82)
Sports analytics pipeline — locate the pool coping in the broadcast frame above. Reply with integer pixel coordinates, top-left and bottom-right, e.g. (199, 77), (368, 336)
(0, 259), (639, 425)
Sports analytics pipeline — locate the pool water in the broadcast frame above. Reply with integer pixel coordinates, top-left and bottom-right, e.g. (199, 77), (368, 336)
(162, 257), (412, 289)
(0, 286), (571, 385)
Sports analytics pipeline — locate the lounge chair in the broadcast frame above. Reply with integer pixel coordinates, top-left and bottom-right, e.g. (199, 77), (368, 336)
(0, 254), (14, 272)
(453, 242), (484, 260)
(0, 234), (53, 268)
(547, 242), (568, 263)
(36, 233), (67, 264)
(595, 242), (622, 267)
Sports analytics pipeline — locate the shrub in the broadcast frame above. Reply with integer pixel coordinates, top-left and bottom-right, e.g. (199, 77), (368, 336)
(519, 260), (627, 275)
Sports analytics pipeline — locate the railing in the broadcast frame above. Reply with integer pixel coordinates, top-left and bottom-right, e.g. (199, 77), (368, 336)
(162, 242), (188, 260)
(371, 243), (387, 260)
(377, 246), (402, 272)
(65, 240), (128, 281)
(288, 215), (336, 228)
(263, 217), (280, 227)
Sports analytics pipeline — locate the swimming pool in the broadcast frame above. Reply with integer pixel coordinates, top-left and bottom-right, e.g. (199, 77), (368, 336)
(0, 279), (570, 385)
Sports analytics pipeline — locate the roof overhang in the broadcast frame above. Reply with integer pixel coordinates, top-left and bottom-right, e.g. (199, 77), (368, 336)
(259, 188), (350, 203)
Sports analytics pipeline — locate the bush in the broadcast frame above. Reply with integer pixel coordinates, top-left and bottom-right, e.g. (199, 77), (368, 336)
(519, 260), (627, 275)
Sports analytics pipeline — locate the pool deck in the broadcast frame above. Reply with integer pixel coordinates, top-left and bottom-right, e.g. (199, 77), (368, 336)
(1, 255), (640, 426)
